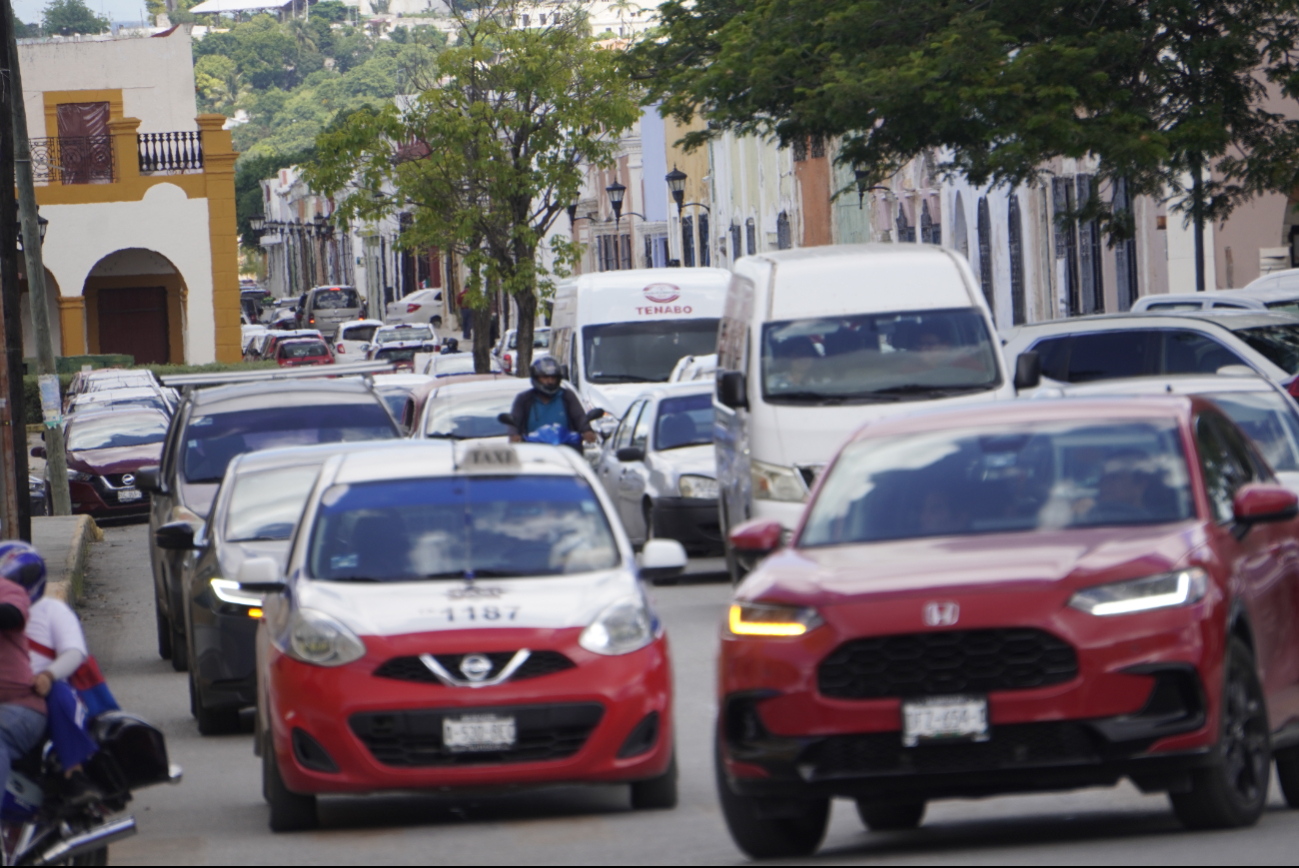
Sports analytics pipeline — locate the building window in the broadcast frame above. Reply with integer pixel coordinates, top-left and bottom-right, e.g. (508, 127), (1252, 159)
(730, 223), (742, 263)
(792, 138), (807, 162)
(977, 196), (994, 314)
(1053, 177), (1080, 315)
(682, 216), (695, 267)
(699, 212), (711, 266)
(776, 211), (792, 250)
(897, 205), (916, 243)
(1076, 175), (1103, 314)
(1008, 193), (1025, 325)
(745, 218), (757, 255)
(810, 136), (825, 158)
(621, 233), (632, 270)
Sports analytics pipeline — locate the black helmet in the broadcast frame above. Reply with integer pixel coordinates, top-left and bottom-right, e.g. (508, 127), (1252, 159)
(530, 356), (563, 396)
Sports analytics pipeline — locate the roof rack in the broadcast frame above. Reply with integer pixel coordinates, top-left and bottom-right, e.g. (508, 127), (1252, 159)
(161, 361), (396, 388)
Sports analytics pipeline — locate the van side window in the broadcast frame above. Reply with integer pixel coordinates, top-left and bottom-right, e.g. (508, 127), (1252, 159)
(1162, 331), (1245, 375)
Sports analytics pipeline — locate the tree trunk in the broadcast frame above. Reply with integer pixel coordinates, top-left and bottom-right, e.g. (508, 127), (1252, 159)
(515, 287), (537, 378)
(472, 305), (493, 373)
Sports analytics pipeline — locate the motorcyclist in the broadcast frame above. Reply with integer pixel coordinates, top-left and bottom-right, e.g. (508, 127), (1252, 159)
(0, 557), (44, 799)
(506, 357), (597, 445)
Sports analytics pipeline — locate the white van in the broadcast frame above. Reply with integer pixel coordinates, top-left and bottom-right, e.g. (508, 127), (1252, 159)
(715, 245), (1018, 580)
(550, 268), (730, 422)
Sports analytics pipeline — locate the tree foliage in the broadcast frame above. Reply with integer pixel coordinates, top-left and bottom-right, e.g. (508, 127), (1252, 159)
(635, 0), (1299, 238)
(42, 0), (109, 35)
(308, 0), (640, 372)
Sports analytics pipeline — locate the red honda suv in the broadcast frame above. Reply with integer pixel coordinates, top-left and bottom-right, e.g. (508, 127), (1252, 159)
(717, 397), (1299, 858)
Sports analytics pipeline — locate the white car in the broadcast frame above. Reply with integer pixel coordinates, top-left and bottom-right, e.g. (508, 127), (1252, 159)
(413, 376), (530, 443)
(370, 323), (437, 353)
(1131, 292), (1266, 312)
(423, 352), (503, 378)
(384, 288), (443, 325)
(331, 319), (384, 359)
(242, 323), (268, 353)
(594, 382), (720, 562)
(493, 327), (552, 375)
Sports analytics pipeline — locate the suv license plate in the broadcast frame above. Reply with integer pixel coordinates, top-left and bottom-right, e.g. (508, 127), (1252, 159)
(117, 489), (142, 502)
(901, 695), (989, 747)
(443, 715), (516, 752)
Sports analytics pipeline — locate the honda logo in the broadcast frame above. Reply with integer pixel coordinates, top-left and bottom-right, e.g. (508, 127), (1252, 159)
(923, 601), (959, 627)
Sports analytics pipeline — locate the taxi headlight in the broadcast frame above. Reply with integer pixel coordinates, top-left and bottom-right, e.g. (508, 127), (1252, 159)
(678, 474), (719, 500)
(1067, 568), (1208, 617)
(287, 608), (366, 666)
(728, 602), (822, 637)
(579, 595), (658, 656)
(751, 460), (806, 502)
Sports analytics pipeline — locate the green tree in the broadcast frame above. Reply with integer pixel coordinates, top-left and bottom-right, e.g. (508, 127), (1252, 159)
(311, 0), (349, 22)
(309, 0), (640, 372)
(637, 0), (1299, 289)
(41, 0), (108, 35)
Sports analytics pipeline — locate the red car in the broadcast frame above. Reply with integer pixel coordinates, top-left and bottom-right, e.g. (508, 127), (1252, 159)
(717, 397), (1299, 858)
(35, 409), (168, 518)
(275, 338), (334, 367)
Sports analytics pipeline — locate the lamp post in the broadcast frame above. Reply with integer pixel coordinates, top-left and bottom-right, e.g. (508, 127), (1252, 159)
(664, 166), (710, 267)
(605, 181), (629, 270)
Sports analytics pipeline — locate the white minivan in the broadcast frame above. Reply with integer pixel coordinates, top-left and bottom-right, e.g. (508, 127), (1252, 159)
(550, 268), (730, 422)
(714, 244), (1018, 580)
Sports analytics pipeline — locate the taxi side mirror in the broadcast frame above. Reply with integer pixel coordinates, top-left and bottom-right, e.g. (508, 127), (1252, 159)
(639, 538), (687, 584)
(237, 557), (287, 594)
(1014, 351), (1042, 391)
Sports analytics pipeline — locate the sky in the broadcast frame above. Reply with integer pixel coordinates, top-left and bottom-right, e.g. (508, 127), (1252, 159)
(14, 0), (159, 27)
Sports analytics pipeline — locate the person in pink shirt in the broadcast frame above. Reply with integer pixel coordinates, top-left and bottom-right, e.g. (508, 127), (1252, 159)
(0, 569), (45, 792)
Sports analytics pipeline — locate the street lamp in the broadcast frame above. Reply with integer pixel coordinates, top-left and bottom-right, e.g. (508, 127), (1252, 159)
(606, 180), (626, 226)
(854, 170), (893, 210)
(250, 217), (265, 233)
(665, 166), (687, 212)
(14, 207), (47, 251)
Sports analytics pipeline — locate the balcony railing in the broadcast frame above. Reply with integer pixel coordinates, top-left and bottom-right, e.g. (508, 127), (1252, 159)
(29, 136), (115, 185)
(138, 131), (204, 174)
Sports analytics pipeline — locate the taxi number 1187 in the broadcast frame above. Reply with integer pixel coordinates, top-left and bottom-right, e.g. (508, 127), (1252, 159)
(441, 606), (520, 623)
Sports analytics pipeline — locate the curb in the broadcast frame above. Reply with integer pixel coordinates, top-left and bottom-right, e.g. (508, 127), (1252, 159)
(46, 515), (102, 606)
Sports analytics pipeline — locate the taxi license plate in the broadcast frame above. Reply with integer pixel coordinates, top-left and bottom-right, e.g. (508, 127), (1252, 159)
(117, 489), (142, 502)
(901, 695), (989, 747)
(443, 714), (516, 752)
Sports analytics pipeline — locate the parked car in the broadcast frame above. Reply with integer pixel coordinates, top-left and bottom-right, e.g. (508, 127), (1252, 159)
(35, 409), (169, 520)
(274, 338), (334, 368)
(423, 352), (503, 378)
(331, 318), (384, 358)
(241, 323), (268, 354)
(384, 288), (443, 325)
(68, 386), (175, 418)
(595, 383), (721, 561)
(1237, 269), (1299, 311)
(494, 327), (551, 375)
(139, 376), (401, 673)
(299, 285), (365, 333)
(718, 395), (1299, 857)
(1131, 292), (1267, 312)
(1003, 310), (1299, 397)
(64, 369), (159, 412)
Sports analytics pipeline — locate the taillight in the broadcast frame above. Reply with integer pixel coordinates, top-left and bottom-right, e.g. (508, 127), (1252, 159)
(504, 353), (512, 374)
(309, 317), (315, 324)
(407, 303), (421, 313)
(1288, 376), (1299, 399)
(337, 344), (345, 354)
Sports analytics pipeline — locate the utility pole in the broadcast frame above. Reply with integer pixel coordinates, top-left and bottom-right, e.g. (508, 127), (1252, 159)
(8, 14), (68, 516)
(0, 0), (28, 540)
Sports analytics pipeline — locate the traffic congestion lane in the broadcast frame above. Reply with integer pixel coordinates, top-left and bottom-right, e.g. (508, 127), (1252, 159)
(80, 523), (1299, 865)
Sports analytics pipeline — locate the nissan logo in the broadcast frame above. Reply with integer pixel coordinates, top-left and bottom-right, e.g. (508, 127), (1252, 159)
(459, 653), (493, 682)
(923, 601), (959, 627)
(120, 474), (135, 488)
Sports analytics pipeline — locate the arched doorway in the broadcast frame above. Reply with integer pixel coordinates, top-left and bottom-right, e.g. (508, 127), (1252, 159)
(82, 249), (186, 365)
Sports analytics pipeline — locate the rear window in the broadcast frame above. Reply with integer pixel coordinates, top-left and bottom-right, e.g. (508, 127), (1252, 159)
(1265, 301), (1299, 314)
(280, 341), (328, 359)
(342, 325), (378, 342)
(311, 289), (360, 310)
(377, 325), (433, 344)
(183, 403), (397, 483)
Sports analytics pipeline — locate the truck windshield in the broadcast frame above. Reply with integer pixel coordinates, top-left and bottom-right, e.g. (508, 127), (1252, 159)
(583, 319), (720, 384)
(761, 308), (1000, 404)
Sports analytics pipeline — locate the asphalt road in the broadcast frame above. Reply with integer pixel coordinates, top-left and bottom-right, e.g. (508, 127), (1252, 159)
(80, 522), (1299, 865)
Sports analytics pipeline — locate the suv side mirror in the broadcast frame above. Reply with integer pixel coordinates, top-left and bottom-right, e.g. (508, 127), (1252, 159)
(718, 371), (748, 410)
(155, 520), (197, 551)
(616, 446), (645, 463)
(136, 466), (162, 494)
(585, 407), (605, 422)
(1014, 351), (1042, 391)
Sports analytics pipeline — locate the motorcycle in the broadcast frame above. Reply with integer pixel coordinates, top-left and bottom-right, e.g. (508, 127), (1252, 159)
(2, 711), (181, 865)
(497, 408), (605, 454)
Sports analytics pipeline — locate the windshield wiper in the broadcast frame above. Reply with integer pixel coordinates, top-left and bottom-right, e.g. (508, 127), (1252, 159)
(324, 575), (383, 582)
(229, 536), (289, 543)
(866, 384), (990, 399)
(770, 391), (900, 404)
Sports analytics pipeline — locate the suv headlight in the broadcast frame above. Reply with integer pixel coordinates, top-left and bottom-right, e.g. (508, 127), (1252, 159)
(1067, 568), (1208, 616)
(678, 474), (719, 499)
(579, 595), (659, 656)
(728, 602), (822, 636)
(751, 460), (806, 502)
(286, 608), (366, 666)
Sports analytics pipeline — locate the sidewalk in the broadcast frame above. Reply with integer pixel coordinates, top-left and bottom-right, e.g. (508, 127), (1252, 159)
(32, 514), (102, 604)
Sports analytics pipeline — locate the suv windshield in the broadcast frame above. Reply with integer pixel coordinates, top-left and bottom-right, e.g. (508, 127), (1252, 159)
(312, 289), (360, 310)
(308, 476), (619, 580)
(425, 391), (516, 439)
(183, 403), (397, 483)
(1235, 324), (1299, 373)
(655, 393), (713, 450)
(226, 464), (323, 541)
(67, 413), (168, 451)
(800, 419), (1193, 546)
(583, 319), (720, 384)
(762, 308), (1000, 404)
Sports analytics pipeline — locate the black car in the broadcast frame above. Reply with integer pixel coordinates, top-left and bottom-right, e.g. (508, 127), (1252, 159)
(155, 442), (396, 734)
(139, 379), (401, 673)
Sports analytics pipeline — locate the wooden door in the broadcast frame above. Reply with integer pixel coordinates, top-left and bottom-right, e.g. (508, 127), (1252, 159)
(97, 287), (169, 364)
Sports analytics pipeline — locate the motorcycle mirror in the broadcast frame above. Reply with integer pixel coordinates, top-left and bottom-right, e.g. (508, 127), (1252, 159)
(497, 412), (515, 427)
(585, 407), (605, 422)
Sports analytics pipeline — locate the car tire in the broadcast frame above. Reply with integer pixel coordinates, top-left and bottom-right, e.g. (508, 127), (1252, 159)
(190, 664), (240, 736)
(630, 749), (678, 810)
(856, 799), (925, 831)
(1169, 637), (1270, 830)
(155, 605), (172, 660)
(1277, 749), (1299, 808)
(263, 732), (319, 832)
(714, 741), (828, 859)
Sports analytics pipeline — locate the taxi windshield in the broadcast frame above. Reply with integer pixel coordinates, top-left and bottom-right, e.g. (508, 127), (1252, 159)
(800, 419), (1194, 546)
(308, 476), (619, 580)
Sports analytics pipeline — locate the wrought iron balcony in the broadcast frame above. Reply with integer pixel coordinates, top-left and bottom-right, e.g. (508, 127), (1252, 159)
(138, 131), (204, 175)
(29, 136), (115, 185)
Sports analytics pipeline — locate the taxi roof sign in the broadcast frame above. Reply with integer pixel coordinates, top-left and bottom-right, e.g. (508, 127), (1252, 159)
(455, 442), (522, 471)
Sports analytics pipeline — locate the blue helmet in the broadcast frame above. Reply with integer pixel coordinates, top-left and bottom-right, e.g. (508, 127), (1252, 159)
(0, 542), (46, 602)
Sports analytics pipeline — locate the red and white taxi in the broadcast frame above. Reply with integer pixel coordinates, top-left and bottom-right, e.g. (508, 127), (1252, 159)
(717, 397), (1299, 858)
(246, 440), (681, 831)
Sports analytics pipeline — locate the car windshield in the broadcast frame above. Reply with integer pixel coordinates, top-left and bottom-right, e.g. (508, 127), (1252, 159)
(183, 404), (397, 484)
(762, 308), (1001, 404)
(435, 355), (479, 376)
(312, 289), (360, 309)
(800, 419), (1194, 547)
(1265, 301), (1299, 314)
(378, 391), (407, 419)
(425, 390), (518, 439)
(342, 325), (378, 342)
(281, 341), (327, 359)
(67, 414), (168, 451)
(377, 347), (418, 362)
(75, 397), (169, 415)
(225, 464), (322, 541)
(583, 319), (720, 384)
(1205, 391), (1299, 472)
(378, 326), (433, 344)
(1234, 324), (1299, 373)
(308, 476), (619, 581)
(508, 331), (550, 350)
(655, 393), (713, 450)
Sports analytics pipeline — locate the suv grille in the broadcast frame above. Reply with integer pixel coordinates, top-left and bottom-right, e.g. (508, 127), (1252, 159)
(818, 628), (1078, 699)
(372, 650), (575, 685)
(350, 703), (603, 767)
